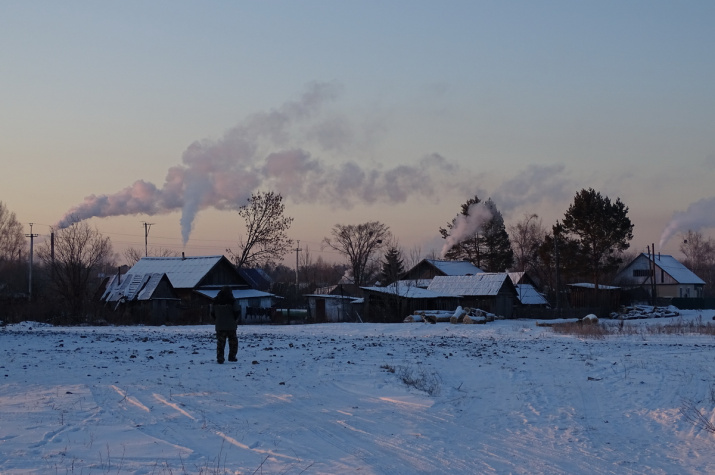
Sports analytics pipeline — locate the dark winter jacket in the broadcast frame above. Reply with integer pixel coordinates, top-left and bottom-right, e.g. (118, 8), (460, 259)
(212, 304), (238, 331)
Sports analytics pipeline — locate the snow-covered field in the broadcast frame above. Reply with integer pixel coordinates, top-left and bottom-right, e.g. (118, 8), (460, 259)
(2, 311), (715, 474)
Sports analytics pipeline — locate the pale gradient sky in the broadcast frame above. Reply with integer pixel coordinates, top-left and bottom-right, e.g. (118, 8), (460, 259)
(2, 1), (714, 265)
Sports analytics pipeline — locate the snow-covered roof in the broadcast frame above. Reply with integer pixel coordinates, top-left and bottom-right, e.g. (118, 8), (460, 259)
(427, 273), (513, 297)
(305, 294), (362, 302)
(195, 288), (275, 300)
(425, 259), (483, 276)
(393, 279), (432, 289)
(127, 256), (227, 289)
(102, 273), (174, 302)
(646, 254), (705, 285)
(568, 283), (620, 290)
(516, 284), (549, 305)
(361, 284), (454, 299)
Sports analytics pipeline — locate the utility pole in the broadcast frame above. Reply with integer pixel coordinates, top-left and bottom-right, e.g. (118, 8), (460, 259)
(294, 240), (302, 288)
(142, 222), (154, 257)
(553, 222), (561, 317)
(650, 243), (657, 306)
(25, 223), (38, 302)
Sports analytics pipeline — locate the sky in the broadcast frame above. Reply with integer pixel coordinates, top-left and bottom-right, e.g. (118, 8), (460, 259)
(2, 1), (715, 266)
(2, 312), (715, 473)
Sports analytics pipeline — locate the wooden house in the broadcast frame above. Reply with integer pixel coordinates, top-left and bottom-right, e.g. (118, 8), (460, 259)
(360, 282), (460, 323)
(100, 272), (181, 324)
(401, 259), (483, 282)
(426, 273), (518, 318)
(614, 253), (705, 301)
(101, 255), (256, 324)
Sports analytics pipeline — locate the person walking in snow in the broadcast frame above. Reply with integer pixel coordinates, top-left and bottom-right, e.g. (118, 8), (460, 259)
(210, 286), (239, 364)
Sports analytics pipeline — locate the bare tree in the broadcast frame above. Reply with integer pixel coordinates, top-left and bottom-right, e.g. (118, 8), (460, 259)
(227, 191), (294, 269)
(680, 230), (715, 267)
(406, 244), (423, 270)
(509, 214), (546, 272)
(0, 201), (25, 261)
(123, 246), (180, 266)
(680, 229), (715, 296)
(323, 221), (391, 286)
(38, 220), (114, 319)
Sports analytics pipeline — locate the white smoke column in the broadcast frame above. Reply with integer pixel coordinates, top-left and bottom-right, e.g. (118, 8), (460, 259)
(55, 82), (341, 240)
(659, 196), (715, 249)
(491, 163), (572, 214)
(55, 82), (478, 245)
(440, 202), (493, 258)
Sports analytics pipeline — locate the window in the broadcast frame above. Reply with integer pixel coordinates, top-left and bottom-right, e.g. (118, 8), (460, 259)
(633, 269), (651, 277)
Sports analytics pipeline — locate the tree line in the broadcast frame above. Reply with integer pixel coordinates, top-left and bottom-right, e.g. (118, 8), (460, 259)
(1, 187), (713, 322)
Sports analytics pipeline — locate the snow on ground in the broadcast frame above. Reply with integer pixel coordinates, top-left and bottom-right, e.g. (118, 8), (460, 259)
(1, 310), (715, 474)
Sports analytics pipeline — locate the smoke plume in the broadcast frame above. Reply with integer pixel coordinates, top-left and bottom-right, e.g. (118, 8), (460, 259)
(491, 163), (572, 214)
(440, 202), (493, 258)
(659, 196), (715, 249)
(56, 82), (475, 244)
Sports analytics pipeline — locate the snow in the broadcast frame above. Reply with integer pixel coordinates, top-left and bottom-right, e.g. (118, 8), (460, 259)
(2, 311), (715, 474)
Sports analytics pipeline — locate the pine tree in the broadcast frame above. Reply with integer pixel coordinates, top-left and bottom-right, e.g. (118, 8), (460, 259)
(380, 247), (405, 286)
(481, 199), (514, 272)
(439, 196), (514, 271)
(561, 188), (633, 288)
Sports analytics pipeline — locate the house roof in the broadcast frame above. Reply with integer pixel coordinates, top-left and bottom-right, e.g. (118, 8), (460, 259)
(127, 255), (229, 289)
(424, 259), (483, 276)
(361, 284), (455, 299)
(568, 283), (620, 290)
(305, 294), (362, 302)
(515, 284), (549, 305)
(644, 253), (705, 285)
(427, 273), (514, 297)
(195, 288), (275, 300)
(102, 273), (176, 302)
(238, 268), (273, 292)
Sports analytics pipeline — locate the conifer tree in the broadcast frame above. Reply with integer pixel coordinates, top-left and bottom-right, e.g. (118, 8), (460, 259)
(561, 188), (633, 288)
(380, 247), (405, 286)
(439, 195), (513, 271)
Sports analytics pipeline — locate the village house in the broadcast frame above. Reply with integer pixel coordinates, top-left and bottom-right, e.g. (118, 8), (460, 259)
(100, 272), (181, 324)
(100, 255), (277, 324)
(427, 273), (518, 318)
(400, 258), (483, 284)
(359, 282), (460, 322)
(614, 253), (705, 302)
(357, 259), (485, 322)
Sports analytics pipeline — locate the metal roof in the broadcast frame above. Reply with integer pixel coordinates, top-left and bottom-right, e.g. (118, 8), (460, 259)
(425, 259), (483, 276)
(102, 273), (171, 302)
(361, 284), (454, 299)
(195, 288), (276, 300)
(427, 273), (512, 297)
(127, 256), (226, 289)
(568, 283), (620, 290)
(646, 253), (705, 285)
(516, 284), (549, 305)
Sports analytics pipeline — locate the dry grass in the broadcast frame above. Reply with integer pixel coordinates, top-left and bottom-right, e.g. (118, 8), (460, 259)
(550, 322), (608, 339)
(549, 316), (715, 339)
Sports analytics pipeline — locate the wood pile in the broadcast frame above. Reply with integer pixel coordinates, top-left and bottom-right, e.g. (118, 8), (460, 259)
(610, 305), (680, 320)
(403, 306), (496, 324)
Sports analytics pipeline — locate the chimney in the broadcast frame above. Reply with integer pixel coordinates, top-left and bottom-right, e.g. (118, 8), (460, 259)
(182, 252), (185, 260)
(117, 267), (121, 285)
